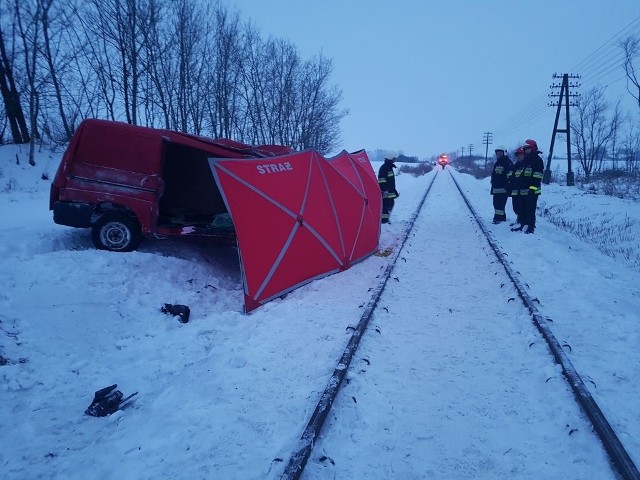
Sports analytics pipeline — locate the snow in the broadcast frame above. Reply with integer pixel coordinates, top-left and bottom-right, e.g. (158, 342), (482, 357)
(1, 144), (640, 480)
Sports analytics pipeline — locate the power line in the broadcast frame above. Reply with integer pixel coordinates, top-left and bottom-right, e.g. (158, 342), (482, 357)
(493, 92), (549, 133)
(570, 15), (640, 73)
(493, 15), (640, 143)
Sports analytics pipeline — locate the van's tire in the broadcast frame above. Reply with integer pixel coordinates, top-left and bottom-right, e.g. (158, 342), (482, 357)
(91, 213), (141, 252)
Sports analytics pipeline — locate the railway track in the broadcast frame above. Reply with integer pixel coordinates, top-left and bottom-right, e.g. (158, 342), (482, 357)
(282, 171), (640, 479)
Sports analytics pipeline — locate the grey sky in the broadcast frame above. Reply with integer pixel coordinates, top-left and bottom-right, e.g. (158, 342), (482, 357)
(226, 1), (640, 159)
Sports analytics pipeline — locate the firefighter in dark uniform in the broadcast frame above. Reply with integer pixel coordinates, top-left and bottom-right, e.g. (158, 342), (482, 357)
(512, 139), (544, 234)
(490, 146), (513, 224)
(507, 147), (526, 227)
(378, 154), (399, 224)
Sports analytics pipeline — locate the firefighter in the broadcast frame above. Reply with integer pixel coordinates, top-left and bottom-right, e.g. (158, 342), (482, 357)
(507, 147), (526, 228)
(512, 139), (544, 234)
(490, 146), (513, 224)
(378, 153), (399, 224)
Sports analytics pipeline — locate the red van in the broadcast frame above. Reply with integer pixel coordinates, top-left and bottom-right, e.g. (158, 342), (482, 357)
(50, 119), (292, 251)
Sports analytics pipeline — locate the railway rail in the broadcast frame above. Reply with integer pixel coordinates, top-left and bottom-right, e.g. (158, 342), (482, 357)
(279, 168), (639, 480)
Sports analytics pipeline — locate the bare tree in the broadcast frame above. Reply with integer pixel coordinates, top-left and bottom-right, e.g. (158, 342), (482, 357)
(1, 0), (348, 154)
(14, 0), (45, 164)
(240, 35), (305, 146)
(80, 0), (154, 125)
(238, 24), (269, 144)
(0, 103), (6, 143)
(73, 3), (118, 120)
(39, 0), (74, 140)
(139, 0), (172, 128)
(261, 37), (300, 145)
(2, 0), (88, 147)
(237, 29), (345, 153)
(621, 36), (640, 110)
(0, 22), (30, 144)
(571, 86), (623, 180)
(621, 123), (640, 176)
(169, 0), (209, 133)
(206, 5), (243, 139)
(59, 2), (107, 124)
(295, 53), (346, 153)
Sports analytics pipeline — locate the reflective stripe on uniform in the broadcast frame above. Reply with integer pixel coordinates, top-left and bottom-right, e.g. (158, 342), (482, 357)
(492, 188), (508, 194)
(533, 172), (544, 180)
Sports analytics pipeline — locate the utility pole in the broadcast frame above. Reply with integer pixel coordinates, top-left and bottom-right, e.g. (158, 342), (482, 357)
(467, 143), (474, 168)
(482, 132), (493, 171)
(544, 73), (580, 186)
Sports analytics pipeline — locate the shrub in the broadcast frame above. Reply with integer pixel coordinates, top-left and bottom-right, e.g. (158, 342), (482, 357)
(398, 162), (433, 177)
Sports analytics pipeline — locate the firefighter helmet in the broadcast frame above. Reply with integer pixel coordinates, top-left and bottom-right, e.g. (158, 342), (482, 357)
(495, 145), (506, 153)
(523, 139), (538, 151)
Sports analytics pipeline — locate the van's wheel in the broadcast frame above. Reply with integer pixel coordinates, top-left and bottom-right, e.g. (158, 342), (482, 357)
(91, 214), (141, 252)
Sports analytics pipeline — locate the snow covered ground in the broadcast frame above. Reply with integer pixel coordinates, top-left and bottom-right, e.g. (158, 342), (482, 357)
(1, 144), (639, 479)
